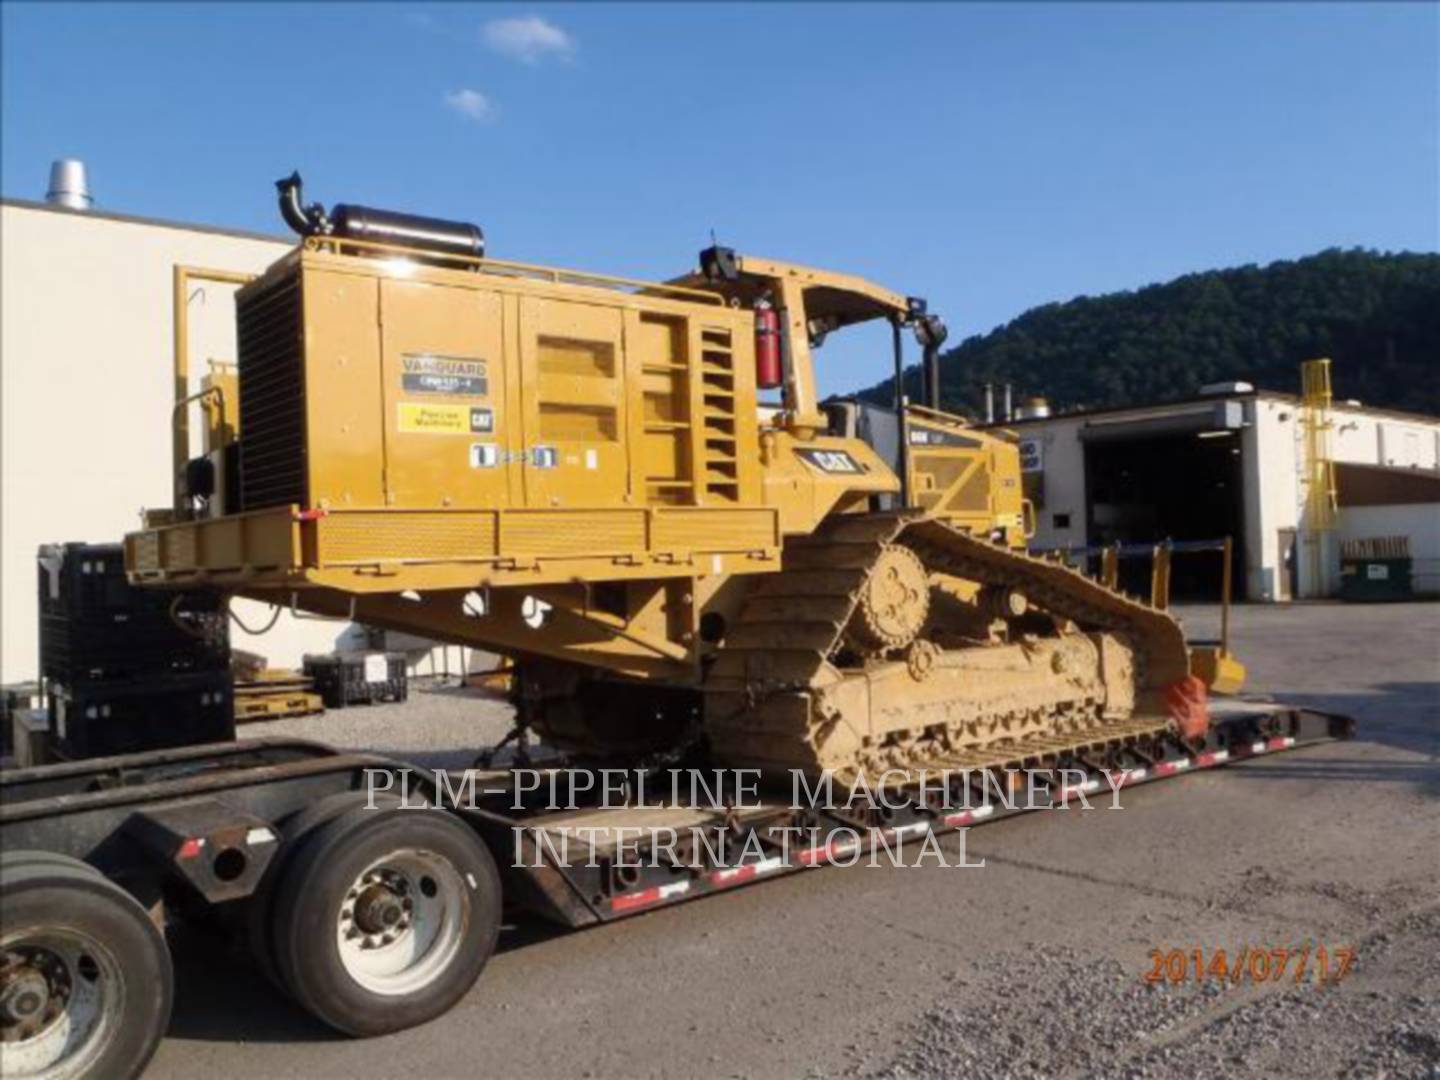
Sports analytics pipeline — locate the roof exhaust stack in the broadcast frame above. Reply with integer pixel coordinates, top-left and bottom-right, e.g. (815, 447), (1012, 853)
(46, 159), (93, 210)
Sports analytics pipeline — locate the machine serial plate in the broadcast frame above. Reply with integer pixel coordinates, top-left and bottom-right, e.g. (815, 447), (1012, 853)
(401, 353), (489, 397)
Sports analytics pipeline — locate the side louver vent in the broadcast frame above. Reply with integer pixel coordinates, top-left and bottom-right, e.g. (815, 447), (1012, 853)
(237, 271), (307, 511)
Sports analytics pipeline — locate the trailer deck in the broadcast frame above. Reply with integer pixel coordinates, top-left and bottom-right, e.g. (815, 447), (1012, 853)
(0, 697), (1356, 1079)
(0, 699), (1354, 927)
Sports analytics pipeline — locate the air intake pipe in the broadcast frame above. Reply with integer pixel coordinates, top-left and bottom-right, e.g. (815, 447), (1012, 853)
(275, 172), (485, 259)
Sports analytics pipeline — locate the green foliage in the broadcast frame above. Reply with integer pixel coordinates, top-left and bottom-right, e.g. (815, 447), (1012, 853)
(858, 249), (1440, 417)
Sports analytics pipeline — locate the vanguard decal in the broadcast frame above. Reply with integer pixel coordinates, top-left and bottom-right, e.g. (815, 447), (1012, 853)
(400, 354), (489, 397)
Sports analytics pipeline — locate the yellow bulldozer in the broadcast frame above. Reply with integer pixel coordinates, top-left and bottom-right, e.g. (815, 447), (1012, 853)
(128, 174), (1229, 784)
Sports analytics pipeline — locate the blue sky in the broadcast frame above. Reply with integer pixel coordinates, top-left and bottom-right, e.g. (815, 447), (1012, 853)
(3, 2), (1436, 395)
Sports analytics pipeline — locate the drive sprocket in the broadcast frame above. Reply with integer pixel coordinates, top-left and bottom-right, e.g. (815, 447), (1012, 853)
(844, 543), (929, 655)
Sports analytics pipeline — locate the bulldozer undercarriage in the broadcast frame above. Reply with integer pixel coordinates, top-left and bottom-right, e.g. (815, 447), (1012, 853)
(532, 512), (1196, 785)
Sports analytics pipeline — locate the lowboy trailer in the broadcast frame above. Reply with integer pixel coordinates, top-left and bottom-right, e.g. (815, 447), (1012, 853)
(1, 701), (1352, 1079)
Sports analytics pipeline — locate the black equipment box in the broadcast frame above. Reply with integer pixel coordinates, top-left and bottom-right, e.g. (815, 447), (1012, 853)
(303, 653), (408, 708)
(38, 542), (233, 759)
(50, 671), (234, 761)
(39, 543), (229, 683)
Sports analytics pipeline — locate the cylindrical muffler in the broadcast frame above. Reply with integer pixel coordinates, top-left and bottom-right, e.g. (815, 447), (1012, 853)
(275, 171), (484, 259)
(329, 204), (485, 259)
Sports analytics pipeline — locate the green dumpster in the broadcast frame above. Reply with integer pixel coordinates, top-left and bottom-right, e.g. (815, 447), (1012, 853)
(1339, 556), (1413, 602)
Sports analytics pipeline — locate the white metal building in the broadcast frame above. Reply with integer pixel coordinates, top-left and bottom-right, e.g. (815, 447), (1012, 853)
(1, 195), (470, 682)
(1008, 389), (1440, 601)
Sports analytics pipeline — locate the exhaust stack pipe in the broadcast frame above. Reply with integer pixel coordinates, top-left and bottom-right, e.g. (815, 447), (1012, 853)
(276, 171), (328, 236)
(275, 171), (485, 259)
(911, 313), (948, 411)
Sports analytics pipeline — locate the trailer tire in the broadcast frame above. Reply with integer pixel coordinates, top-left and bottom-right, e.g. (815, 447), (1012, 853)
(269, 806), (501, 1036)
(246, 791), (397, 988)
(0, 857), (172, 1080)
(0, 850), (104, 877)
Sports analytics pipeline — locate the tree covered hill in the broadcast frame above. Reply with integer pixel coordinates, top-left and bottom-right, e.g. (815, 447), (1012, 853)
(858, 249), (1440, 418)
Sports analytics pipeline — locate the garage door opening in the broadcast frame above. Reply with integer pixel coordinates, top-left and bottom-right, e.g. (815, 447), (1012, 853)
(1084, 430), (1247, 601)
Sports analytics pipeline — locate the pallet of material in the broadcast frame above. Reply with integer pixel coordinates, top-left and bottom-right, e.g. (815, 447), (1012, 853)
(234, 669), (325, 724)
(234, 691), (325, 723)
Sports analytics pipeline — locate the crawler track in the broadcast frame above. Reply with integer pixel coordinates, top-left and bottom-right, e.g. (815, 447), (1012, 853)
(703, 513), (1194, 779)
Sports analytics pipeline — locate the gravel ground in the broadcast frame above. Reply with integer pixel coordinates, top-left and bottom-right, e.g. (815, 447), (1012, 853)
(240, 682), (516, 771)
(852, 907), (1440, 1080)
(151, 600), (1439, 1080)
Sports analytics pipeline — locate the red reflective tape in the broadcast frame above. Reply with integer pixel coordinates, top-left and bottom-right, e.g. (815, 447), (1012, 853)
(295, 508), (328, 522)
(177, 837), (205, 860)
(1154, 761), (1180, 777)
(610, 887), (662, 913)
(709, 864), (759, 888)
(941, 811), (973, 827)
(1266, 737), (1290, 751)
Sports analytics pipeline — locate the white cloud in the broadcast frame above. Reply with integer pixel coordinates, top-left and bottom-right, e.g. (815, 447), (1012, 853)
(444, 89), (497, 123)
(482, 15), (576, 64)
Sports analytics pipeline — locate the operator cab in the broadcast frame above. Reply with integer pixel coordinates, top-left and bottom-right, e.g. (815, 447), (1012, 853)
(822, 397), (902, 471)
(672, 246), (949, 440)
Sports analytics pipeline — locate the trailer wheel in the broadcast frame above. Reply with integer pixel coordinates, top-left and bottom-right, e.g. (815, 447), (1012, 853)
(246, 791), (394, 987)
(270, 807), (500, 1036)
(0, 857), (172, 1080)
(0, 851), (103, 877)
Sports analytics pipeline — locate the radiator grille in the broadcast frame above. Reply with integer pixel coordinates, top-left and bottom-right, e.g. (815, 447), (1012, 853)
(237, 271), (306, 510)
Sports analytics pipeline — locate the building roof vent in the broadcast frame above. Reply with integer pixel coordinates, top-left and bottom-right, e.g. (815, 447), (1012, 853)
(46, 159), (93, 210)
(1015, 396), (1052, 420)
(1199, 380), (1254, 396)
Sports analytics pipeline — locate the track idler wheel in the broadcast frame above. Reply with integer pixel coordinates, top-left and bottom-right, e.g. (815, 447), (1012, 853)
(845, 544), (931, 655)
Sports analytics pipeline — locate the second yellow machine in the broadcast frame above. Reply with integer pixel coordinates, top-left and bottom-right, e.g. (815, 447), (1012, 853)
(128, 175), (1221, 782)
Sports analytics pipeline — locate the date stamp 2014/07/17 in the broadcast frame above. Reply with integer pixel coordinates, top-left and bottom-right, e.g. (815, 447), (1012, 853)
(1143, 945), (1356, 986)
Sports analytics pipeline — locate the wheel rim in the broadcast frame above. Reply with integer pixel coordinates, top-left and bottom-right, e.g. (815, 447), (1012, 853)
(335, 849), (468, 996)
(0, 930), (123, 1080)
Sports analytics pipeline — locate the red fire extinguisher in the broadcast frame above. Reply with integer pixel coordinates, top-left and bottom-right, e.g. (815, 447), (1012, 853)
(754, 301), (782, 390)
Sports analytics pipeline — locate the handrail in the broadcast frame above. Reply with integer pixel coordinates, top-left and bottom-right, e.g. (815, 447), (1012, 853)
(300, 235), (725, 306)
(905, 403), (971, 426)
(1033, 536), (1236, 654)
(1040, 538), (1231, 559)
(172, 265), (256, 512)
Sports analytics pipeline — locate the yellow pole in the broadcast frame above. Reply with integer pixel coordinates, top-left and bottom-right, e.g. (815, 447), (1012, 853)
(1220, 536), (1233, 655)
(1102, 544), (1119, 590)
(1150, 544), (1171, 610)
(172, 265), (189, 511)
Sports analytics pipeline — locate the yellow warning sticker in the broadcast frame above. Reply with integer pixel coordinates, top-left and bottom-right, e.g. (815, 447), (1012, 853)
(397, 402), (471, 435)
